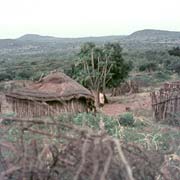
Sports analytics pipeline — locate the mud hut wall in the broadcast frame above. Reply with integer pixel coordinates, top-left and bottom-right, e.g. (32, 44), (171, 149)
(6, 97), (89, 118)
(0, 94), (13, 114)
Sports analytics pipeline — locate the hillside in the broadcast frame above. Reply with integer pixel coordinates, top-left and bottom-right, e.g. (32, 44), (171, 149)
(17, 34), (125, 42)
(0, 29), (180, 55)
(128, 29), (180, 43)
(0, 29), (180, 81)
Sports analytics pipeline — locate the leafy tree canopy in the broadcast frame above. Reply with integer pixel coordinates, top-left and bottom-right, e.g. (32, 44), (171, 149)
(71, 42), (131, 91)
(168, 47), (180, 57)
(167, 47), (180, 74)
(139, 62), (157, 72)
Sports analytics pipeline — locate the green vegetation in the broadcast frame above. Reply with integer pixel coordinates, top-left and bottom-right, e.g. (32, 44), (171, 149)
(57, 113), (180, 153)
(59, 113), (120, 137)
(121, 124), (180, 152)
(167, 46), (180, 74)
(1, 112), (179, 154)
(119, 112), (135, 126)
(139, 62), (157, 72)
(50, 112), (179, 153)
(129, 71), (172, 87)
(70, 42), (131, 91)
(168, 46), (180, 57)
(0, 29), (180, 83)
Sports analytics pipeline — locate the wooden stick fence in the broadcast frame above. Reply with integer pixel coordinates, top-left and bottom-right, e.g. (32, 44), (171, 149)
(151, 81), (180, 122)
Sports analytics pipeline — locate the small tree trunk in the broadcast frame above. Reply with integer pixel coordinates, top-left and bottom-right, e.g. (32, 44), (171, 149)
(91, 90), (100, 109)
(111, 88), (116, 97)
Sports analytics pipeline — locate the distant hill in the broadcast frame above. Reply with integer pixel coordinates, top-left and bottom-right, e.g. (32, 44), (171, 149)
(18, 34), (58, 42)
(130, 29), (180, 37)
(128, 29), (180, 42)
(0, 29), (180, 61)
(1, 29), (180, 44)
(0, 34), (126, 57)
(17, 34), (125, 43)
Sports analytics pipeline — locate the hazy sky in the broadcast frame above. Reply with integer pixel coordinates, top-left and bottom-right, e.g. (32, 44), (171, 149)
(0, 0), (180, 38)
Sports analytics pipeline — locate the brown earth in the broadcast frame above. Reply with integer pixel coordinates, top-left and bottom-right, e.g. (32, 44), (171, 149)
(102, 92), (151, 116)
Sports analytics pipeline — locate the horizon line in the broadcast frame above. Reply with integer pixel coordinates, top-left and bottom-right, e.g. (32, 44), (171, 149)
(1, 28), (180, 40)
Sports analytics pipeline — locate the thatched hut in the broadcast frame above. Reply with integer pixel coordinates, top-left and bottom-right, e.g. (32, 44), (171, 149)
(6, 73), (95, 118)
(0, 93), (2, 113)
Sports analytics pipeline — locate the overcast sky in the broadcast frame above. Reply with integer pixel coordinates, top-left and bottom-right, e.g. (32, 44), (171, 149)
(0, 0), (179, 38)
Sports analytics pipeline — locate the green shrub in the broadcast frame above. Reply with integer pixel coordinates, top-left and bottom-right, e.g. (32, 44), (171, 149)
(153, 71), (171, 82)
(130, 74), (154, 87)
(130, 71), (172, 87)
(139, 62), (157, 72)
(16, 69), (33, 80)
(31, 71), (45, 81)
(69, 113), (120, 137)
(119, 113), (135, 126)
(0, 72), (12, 81)
(73, 112), (99, 129)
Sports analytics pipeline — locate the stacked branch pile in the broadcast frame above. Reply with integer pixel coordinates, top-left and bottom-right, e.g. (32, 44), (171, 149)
(0, 117), (167, 180)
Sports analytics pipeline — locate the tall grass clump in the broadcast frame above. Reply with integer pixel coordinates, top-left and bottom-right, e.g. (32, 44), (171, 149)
(118, 112), (135, 126)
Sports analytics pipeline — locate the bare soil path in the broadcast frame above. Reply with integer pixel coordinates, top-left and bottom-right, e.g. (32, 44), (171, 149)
(102, 92), (151, 117)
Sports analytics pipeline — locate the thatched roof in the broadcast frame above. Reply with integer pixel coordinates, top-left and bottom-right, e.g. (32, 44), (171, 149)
(6, 73), (94, 102)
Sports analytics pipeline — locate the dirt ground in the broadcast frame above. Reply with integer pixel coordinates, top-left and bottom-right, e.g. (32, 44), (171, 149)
(103, 92), (151, 116)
